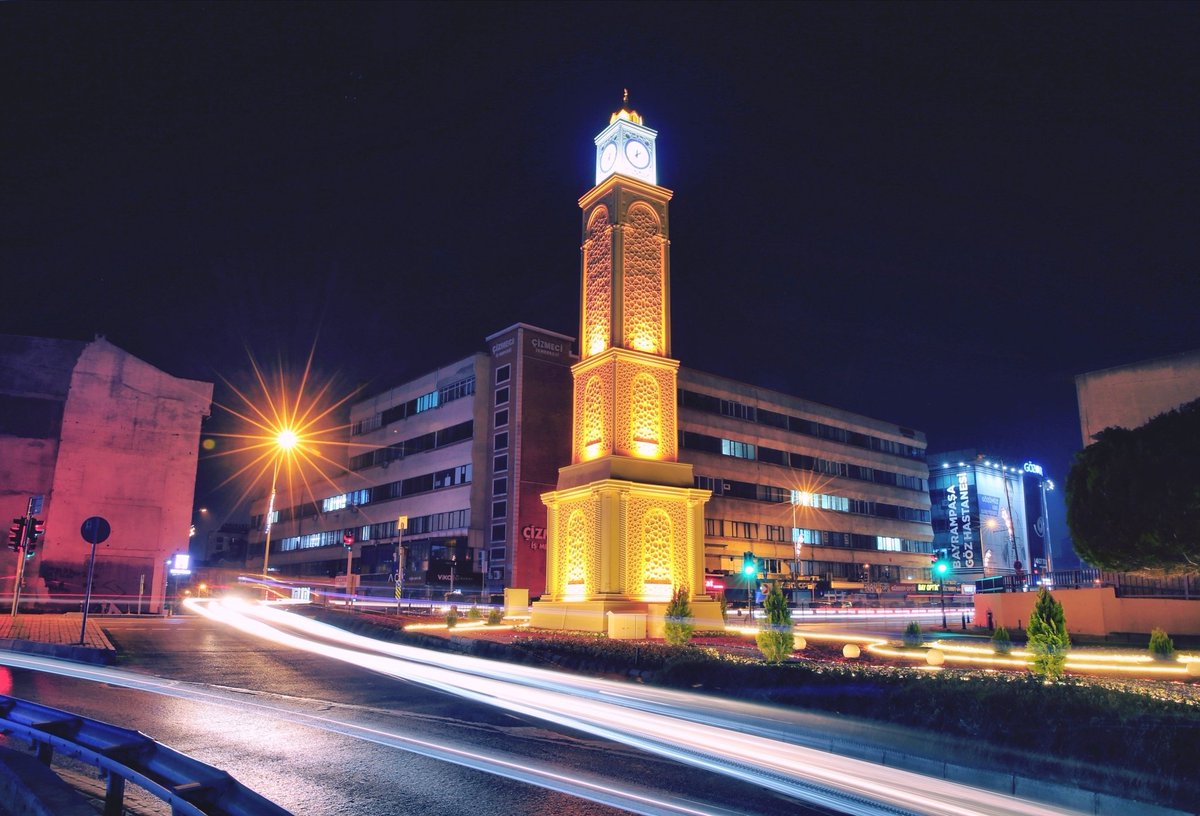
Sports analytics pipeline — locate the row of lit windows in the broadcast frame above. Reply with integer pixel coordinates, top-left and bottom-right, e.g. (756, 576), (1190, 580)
(709, 518), (930, 553)
(276, 528), (362, 553)
(349, 420), (473, 471)
(679, 388), (925, 459)
(694, 474), (931, 523)
(686, 432), (927, 493)
(367, 508), (470, 541)
(351, 376), (477, 436)
(252, 463), (472, 531)
(274, 507), (472, 553)
(321, 489), (371, 513)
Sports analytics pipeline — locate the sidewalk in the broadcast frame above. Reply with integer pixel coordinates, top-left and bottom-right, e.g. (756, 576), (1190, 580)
(0, 614), (116, 664)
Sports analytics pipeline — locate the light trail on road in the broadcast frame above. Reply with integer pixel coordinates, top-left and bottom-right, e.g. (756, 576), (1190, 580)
(179, 598), (1087, 816)
(0, 648), (734, 816)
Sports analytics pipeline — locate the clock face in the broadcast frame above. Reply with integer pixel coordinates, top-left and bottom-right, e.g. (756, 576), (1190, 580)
(599, 142), (617, 173)
(625, 139), (651, 169)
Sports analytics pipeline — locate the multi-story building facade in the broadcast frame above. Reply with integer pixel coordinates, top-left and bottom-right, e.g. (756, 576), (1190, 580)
(248, 333), (935, 605)
(247, 324), (574, 598)
(679, 368), (933, 601)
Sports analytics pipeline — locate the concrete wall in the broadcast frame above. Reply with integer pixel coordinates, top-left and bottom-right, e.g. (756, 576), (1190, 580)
(1076, 349), (1200, 445)
(38, 339), (212, 612)
(975, 587), (1200, 636)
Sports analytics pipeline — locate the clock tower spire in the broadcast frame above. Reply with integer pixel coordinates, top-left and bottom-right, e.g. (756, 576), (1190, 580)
(531, 102), (722, 634)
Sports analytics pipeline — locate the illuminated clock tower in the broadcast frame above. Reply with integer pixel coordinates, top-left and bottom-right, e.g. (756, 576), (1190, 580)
(531, 97), (723, 633)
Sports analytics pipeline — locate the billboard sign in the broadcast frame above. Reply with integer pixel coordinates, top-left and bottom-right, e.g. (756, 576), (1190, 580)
(943, 472), (979, 571)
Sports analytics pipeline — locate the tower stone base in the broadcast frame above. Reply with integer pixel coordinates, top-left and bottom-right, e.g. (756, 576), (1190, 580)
(530, 596), (725, 635)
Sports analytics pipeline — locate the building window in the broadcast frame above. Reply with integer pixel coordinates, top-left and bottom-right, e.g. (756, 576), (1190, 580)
(495, 386), (510, 406)
(877, 536), (902, 552)
(493, 477), (507, 496)
(494, 431), (509, 451)
(494, 409), (509, 428)
(704, 518), (720, 536)
(492, 501), (507, 519)
(415, 390), (439, 413)
(493, 454), (508, 472)
(439, 376), (475, 404)
(720, 438), (756, 460)
(726, 521), (758, 539)
(765, 524), (788, 542)
(495, 364), (510, 384)
(491, 524), (506, 542)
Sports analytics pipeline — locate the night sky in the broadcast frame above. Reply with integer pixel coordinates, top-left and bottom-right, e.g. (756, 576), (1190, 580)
(5, 3), (1198, 547)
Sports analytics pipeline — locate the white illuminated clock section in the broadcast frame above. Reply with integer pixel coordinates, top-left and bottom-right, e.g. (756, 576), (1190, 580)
(599, 142), (617, 174)
(625, 139), (650, 169)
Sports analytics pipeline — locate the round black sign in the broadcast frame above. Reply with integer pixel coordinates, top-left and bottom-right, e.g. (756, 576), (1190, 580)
(80, 516), (111, 544)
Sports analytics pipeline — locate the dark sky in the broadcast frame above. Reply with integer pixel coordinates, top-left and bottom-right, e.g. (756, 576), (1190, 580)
(5, 3), (1198, 546)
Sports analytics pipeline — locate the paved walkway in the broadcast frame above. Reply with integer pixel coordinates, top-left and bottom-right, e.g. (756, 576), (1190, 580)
(0, 614), (115, 651)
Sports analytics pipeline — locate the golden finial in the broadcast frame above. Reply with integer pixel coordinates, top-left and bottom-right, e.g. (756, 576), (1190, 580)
(610, 89), (643, 126)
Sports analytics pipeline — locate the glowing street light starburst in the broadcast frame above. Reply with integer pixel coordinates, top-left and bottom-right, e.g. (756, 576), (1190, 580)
(204, 344), (368, 531)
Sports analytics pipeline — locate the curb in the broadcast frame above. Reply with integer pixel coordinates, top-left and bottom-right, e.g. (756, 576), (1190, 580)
(0, 638), (115, 666)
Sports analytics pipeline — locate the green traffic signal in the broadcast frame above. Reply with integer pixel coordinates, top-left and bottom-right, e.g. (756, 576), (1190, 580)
(742, 551), (757, 576)
(934, 560), (950, 577)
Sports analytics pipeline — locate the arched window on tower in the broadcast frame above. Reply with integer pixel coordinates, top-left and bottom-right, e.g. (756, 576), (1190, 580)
(622, 204), (664, 354)
(630, 372), (661, 458)
(583, 207), (612, 358)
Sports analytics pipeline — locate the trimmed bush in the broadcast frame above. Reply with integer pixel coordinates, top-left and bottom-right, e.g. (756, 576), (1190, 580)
(1149, 627), (1175, 661)
(756, 584), (794, 663)
(446, 605), (459, 629)
(903, 621), (922, 647)
(467, 605), (482, 620)
(1027, 588), (1070, 680)
(664, 585), (695, 646)
(717, 593), (729, 623)
(487, 607), (503, 625)
(991, 625), (1012, 655)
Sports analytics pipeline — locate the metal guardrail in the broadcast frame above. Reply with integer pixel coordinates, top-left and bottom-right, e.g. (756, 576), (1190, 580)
(0, 695), (291, 816)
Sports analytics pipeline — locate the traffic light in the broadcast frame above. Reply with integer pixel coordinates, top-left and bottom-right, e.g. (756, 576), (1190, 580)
(742, 551), (757, 576)
(932, 548), (951, 578)
(24, 518), (44, 557)
(8, 518), (25, 552)
(342, 533), (354, 550)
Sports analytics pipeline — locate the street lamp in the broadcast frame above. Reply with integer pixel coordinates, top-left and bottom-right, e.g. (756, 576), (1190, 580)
(261, 428), (299, 595)
(789, 490), (809, 584)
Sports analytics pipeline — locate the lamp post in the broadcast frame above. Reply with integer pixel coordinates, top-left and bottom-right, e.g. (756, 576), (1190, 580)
(261, 428), (298, 599)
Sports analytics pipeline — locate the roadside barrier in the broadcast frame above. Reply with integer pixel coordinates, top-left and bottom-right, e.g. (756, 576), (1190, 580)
(0, 695), (290, 816)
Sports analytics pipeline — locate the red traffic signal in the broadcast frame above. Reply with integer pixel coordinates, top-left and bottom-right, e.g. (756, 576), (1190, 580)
(7, 518), (25, 552)
(342, 533), (354, 549)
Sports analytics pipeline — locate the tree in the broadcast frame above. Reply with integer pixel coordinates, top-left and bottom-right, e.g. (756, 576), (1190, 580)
(991, 625), (1012, 655)
(756, 584), (794, 663)
(1148, 627), (1176, 662)
(902, 621), (922, 647)
(1066, 398), (1200, 572)
(664, 585), (694, 646)
(1026, 588), (1069, 680)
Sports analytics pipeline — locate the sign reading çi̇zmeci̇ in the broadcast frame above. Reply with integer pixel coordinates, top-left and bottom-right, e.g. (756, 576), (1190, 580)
(944, 472), (980, 571)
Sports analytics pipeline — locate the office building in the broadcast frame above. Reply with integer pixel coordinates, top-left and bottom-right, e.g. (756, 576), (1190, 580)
(927, 450), (1055, 584)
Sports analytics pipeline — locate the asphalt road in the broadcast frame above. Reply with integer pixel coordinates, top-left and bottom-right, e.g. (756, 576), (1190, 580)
(1, 615), (831, 816)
